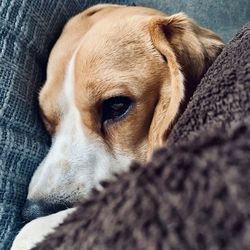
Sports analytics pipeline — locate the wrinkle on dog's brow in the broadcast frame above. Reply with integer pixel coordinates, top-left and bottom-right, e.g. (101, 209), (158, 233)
(75, 41), (158, 93)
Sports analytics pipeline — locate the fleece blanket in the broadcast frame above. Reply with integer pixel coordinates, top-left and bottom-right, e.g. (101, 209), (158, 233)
(34, 23), (250, 250)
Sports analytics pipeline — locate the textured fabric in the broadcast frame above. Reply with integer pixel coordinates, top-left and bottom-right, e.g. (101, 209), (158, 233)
(34, 24), (250, 249)
(136, 0), (250, 42)
(0, 1), (131, 249)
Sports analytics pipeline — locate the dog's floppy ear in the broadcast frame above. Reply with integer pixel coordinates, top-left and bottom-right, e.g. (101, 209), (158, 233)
(147, 14), (185, 157)
(152, 13), (224, 85)
(147, 13), (224, 157)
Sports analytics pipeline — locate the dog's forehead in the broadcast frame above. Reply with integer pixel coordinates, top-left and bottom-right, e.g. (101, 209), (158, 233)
(77, 15), (152, 61)
(73, 19), (165, 105)
(40, 6), (167, 118)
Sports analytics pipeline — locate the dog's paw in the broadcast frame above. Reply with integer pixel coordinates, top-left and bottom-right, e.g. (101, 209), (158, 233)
(11, 208), (76, 250)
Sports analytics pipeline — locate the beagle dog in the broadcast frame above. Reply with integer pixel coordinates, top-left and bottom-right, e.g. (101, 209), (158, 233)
(11, 4), (224, 249)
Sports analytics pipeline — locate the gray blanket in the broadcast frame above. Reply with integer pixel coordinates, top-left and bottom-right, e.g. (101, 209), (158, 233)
(34, 23), (250, 250)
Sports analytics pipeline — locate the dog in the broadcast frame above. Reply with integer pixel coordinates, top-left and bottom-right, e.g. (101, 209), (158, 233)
(11, 4), (224, 249)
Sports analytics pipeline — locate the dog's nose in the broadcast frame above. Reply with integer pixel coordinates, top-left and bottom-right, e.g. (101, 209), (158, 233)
(22, 199), (70, 222)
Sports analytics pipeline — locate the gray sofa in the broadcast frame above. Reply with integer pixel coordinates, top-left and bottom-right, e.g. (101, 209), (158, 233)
(0, 0), (249, 249)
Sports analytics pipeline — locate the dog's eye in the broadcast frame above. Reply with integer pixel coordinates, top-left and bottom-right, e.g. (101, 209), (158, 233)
(102, 96), (132, 123)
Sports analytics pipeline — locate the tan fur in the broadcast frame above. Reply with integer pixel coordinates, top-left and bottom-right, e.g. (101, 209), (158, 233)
(39, 4), (224, 163)
(148, 17), (185, 157)
(146, 13), (224, 156)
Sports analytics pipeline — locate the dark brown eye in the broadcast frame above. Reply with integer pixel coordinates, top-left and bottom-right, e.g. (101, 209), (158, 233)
(102, 96), (132, 123)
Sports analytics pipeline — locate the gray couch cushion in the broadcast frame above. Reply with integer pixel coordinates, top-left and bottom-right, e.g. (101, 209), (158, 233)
(136, 0), (250, 42)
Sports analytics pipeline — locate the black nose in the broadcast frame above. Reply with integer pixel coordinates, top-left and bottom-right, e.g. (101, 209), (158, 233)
(22, 200), (70, 222)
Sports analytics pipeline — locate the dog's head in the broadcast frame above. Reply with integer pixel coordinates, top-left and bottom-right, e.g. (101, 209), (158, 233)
(23, 4), (224, 220)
